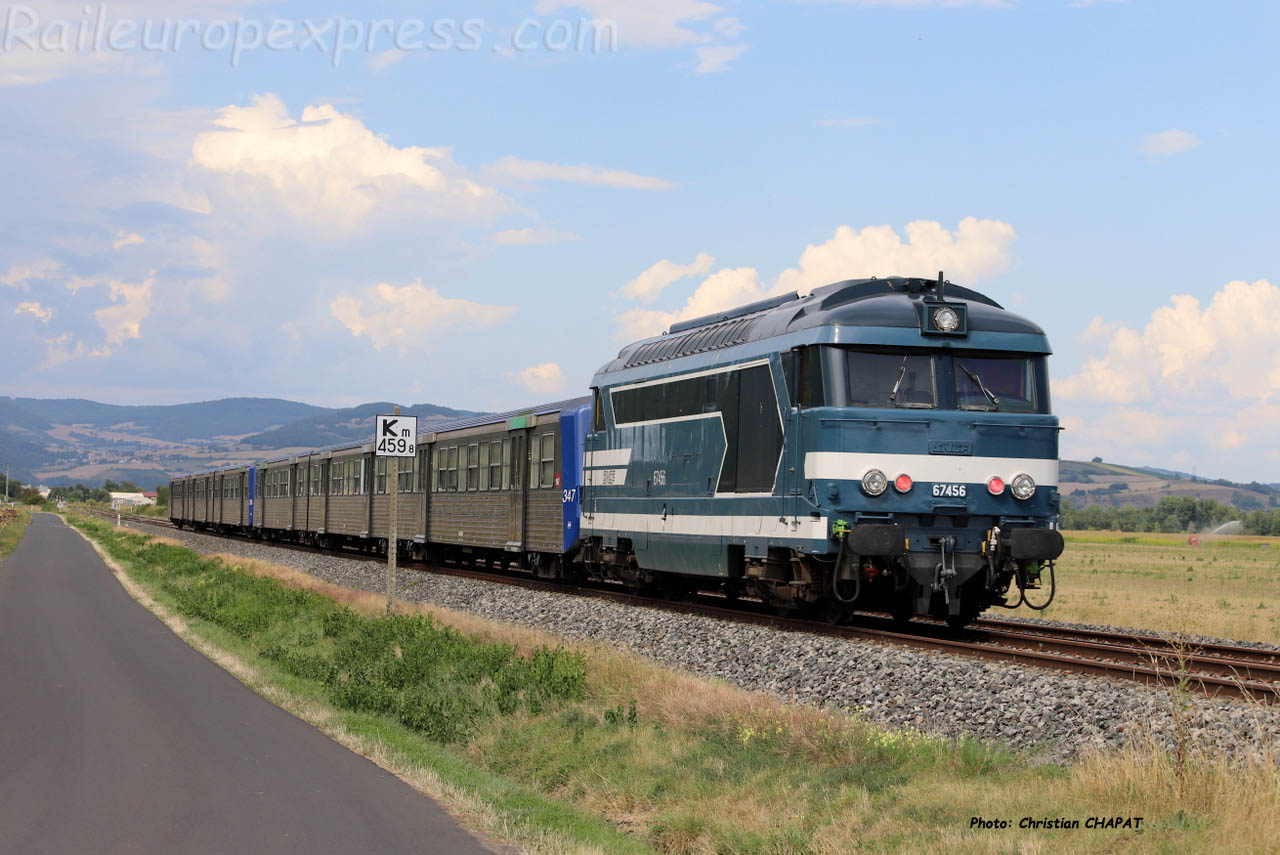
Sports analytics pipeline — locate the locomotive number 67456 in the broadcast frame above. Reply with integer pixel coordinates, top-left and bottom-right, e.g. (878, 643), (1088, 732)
(932, 483), (967, 498)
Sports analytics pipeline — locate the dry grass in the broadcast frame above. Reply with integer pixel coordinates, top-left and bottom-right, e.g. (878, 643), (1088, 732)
(1043, 532), (1280, 643)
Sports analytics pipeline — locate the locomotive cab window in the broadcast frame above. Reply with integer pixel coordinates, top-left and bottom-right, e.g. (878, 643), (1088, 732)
(953, 355), (1043, 413)
(591, 388), (605, 432)
(845, 350), (937, 409)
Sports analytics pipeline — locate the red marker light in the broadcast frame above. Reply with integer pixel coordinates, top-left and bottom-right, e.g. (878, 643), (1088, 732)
(987, 476), (1006, 496)
(894, 474), (913, 493)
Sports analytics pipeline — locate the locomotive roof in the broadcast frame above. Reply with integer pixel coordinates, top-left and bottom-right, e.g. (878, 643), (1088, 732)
(595, 276), (1051, 381)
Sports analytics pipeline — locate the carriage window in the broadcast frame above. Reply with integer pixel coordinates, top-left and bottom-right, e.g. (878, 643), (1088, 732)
(845, 350), (937, 409)
(478, 443), (490, 490)
(488, 441), (502, 489)
(529, 435), (540, 489)
(399, 453), (416, 492)
(953, 356), (1039, 413)
(466, 444), (479, 491)
(311, 463), (322, 495)
(541, 435), (555, 488)
(375, 458), (387, 494)
(500, 438), (511, 489)
(418, 449), (429, 492)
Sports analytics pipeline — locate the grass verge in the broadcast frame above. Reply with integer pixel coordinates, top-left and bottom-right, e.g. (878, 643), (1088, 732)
(69, 514), (1280, 854)
(0, 506), (31, 563)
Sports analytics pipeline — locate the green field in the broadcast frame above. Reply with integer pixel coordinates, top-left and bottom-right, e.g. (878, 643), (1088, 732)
(1040, 532), (1280, 644)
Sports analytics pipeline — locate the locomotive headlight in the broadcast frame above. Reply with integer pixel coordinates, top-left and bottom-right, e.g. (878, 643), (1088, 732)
(861, 468), (888, 496)
(1010, 473), (1037, 500)
(932, 307), (960, 333)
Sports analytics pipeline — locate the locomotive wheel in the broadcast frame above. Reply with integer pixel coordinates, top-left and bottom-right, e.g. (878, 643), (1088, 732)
(821, 600), (848, 625)
(890, 595), (915, 626)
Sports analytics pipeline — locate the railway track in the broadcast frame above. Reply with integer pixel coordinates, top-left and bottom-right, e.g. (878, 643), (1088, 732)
(86, 507), (1280, 703)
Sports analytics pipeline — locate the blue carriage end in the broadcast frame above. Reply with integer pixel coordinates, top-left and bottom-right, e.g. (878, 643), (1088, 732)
(560, 404), (591, 552)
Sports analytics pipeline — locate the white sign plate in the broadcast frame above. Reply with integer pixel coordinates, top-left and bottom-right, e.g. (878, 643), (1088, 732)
(374, 414), (418, 457)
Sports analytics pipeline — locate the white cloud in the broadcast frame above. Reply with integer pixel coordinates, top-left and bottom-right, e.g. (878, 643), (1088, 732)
(772, 217), (1017, 296)
(113, 230), (145, 249)
(617, 252), (715, 303)
(817, 117), (882, 127)
(1058, 280), (1280, 405)
(40, 332), (111, 368)
(617, 266), (764, 341)
(615, 218), (1017, 340)
(13, 301), (54, 322)
(535, 0), (724, 48)
(487, 157), (676, 190)
(1056, 280), (1280, 477)
(494, 228), (583, 245)
(369, 49), (408, 71)
(2, 258), (61, 287)
(330, 280), (516, 352)
(191, 94), (507, 233)
(713, 16), (747, 38)
(1139, 129), (1202, 156)
(94, 277), (155, 345)
(512, 362), (566, 395)
(695, 44), (748, 74)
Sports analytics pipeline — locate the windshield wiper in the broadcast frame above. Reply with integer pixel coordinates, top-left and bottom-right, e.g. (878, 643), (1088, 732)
(957, 362), (1000, 409)
(888, 356), (909, 406)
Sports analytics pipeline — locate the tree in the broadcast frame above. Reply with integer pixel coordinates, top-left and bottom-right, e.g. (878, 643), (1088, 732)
(155, 485), (170, 506)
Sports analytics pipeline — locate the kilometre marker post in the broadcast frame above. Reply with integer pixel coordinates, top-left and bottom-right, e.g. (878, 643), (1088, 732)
(375, 407), (417, 614)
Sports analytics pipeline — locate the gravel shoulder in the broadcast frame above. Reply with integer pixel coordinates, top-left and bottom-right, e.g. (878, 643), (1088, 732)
(134, 522), (1280, 764)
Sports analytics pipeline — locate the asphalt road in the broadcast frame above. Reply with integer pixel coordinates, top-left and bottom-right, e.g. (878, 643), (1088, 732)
(0, 513), (496, 855)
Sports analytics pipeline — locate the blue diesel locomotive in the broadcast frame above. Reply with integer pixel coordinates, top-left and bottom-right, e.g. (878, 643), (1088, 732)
(577, 275), (1063, 626)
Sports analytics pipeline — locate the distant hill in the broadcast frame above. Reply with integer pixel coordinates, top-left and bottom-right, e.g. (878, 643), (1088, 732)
(0, 396), (480, 487)
(243, 402), (479, 449)
(1060, 460), (1278, 512)
(3, 396), (327, 442)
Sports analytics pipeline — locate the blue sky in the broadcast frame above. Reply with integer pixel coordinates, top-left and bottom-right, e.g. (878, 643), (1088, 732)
(1, 0), (1277, 480)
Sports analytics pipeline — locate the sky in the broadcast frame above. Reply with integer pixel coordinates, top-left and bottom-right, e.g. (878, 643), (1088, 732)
(0, 0), (1277, 481)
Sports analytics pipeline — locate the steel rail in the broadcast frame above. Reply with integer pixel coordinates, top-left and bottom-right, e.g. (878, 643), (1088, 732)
(88, 508), (1279, 703)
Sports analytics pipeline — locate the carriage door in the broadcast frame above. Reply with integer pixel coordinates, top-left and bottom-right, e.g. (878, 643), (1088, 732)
(507, 432), (525, 551)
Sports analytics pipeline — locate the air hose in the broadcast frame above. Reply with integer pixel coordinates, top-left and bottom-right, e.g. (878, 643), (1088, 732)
(831, 532), (861, 604)
(1016, 561), (1056, 611)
